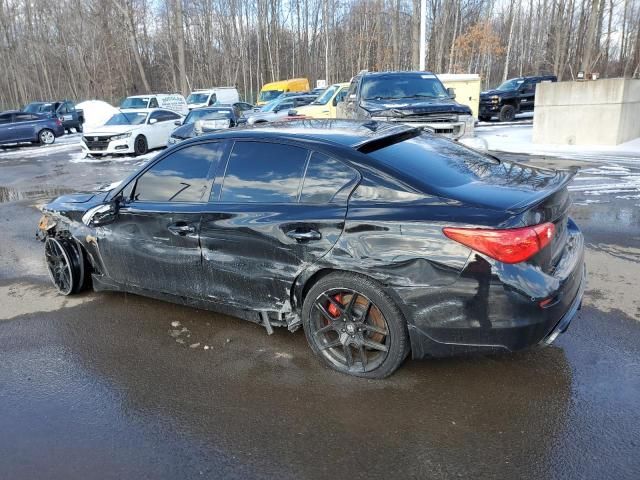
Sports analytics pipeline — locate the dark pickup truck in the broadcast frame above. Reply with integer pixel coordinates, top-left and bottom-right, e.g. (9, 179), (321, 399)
(338, 71), (475, 140)
(479, 75), (557, 122)
(23, 100), (85, 133)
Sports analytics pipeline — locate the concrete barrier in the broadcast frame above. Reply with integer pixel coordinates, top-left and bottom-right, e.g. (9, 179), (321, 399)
(532, 78), (640, 146)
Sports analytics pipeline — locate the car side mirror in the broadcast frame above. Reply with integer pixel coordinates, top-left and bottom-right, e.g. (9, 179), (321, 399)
(288, 109), (298, 116)
(82, 202), (117, 227)
(447, 87), (456, 100)
(174, 120), (182, 126)
(149, 118), (158, 124)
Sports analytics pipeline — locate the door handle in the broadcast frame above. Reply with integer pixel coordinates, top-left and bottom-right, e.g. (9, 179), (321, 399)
(286, 229), (321, 242)
(168, 223), (195, 236)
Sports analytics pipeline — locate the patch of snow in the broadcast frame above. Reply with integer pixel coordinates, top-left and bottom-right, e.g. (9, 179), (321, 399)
(76, 100), (119, 130)
(476, 124), (640, 163)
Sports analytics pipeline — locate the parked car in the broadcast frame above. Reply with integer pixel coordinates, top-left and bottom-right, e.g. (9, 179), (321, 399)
(245, 95), (316, 124)
(168, 105), (246, 145)
(231, 101), (255, 114)
(81, 108), (183, 157)
(39, 119), (585, 379)
(120, 94), (189, 116)
(186, 88), (240, 110)
(23, 100), (84, 133)
(0, 111), (64, 146)
(338, 71), (475, 140)
(257, 78), (310, 106)
(296, 83), (349, 119)
(479, 75), (557, 122)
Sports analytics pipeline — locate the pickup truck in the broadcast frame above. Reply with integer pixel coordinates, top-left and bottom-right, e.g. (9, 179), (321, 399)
(23, 100), (85, 133)
(338, 71), (475, 140)
(479, 75), (557, 122)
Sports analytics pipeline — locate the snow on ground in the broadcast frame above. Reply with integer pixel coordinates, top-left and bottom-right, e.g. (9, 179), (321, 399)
(69, 149), (159, 165)
(0, 134), (82, 159)
(476, 123), (640, 165)
(76, 100), (119, 130)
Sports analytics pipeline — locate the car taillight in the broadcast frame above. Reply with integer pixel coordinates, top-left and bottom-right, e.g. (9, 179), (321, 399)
(443, 222), (555, 264)
(55, 118), (62, 126)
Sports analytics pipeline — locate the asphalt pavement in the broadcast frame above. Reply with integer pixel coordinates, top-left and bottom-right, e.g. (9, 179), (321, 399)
(1, 138), (639, 479)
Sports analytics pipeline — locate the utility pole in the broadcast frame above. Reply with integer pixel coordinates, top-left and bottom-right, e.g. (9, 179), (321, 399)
(419, 0), (426, 70)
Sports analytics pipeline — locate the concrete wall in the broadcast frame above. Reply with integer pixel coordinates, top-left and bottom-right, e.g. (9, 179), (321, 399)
(532, 78), (640, 146)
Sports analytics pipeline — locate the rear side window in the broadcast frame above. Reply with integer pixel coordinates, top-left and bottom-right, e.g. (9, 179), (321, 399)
(133, 143), (223, 202)
(300, 153), (358, 203)
(220, 141), (308, 203)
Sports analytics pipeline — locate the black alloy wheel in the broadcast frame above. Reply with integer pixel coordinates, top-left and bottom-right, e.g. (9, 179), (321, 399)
(44, 237), (85, 295)
(499, 104), (516, 122)
(303, 273), (409, 378)
(134, 135), (148, 156)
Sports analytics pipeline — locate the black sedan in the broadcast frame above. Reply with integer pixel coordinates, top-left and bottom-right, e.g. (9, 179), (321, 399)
(38, 120), (585, 378)
(168, 105), (245, 145)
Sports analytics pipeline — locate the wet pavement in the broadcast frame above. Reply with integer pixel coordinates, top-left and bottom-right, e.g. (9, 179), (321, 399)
(1, 140), (639, 479)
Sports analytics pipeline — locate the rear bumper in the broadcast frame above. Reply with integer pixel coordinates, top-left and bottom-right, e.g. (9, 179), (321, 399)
(395, 218), (586, 359)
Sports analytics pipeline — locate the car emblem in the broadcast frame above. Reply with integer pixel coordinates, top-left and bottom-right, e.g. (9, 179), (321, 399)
(93, 137), (98, 141)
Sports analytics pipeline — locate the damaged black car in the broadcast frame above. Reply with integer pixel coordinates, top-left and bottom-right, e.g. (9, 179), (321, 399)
(39, 120), (586, 378)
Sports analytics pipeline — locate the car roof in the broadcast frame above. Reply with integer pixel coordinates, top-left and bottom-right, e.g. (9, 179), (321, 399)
(360, 70), (436, 77)
(191, 119), (419, 150)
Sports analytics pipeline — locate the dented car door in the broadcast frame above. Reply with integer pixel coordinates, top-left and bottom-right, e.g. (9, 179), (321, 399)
(199, 141), (359, 313)
(97, 142), (225, 297)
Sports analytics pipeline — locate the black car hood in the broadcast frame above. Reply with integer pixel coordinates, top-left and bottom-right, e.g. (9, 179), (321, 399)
(361, 98), (471, 116)
(43, 191), (110, 222)
(172, 123), (196, 139)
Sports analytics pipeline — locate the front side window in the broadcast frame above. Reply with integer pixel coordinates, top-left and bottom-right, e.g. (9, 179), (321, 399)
(496, 79), (525, 92)
(186, 93), (209, 104)
(14, 113), (37, 122)
(148, 98), (159, 108)
(133, 143), (223, 203)
(0, 114), (12, 124)
(220, 141), (308, 203)
(300, 153), (358, 203)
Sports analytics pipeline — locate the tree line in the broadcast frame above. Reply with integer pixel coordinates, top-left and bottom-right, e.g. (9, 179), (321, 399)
(1, 0), (639, 110)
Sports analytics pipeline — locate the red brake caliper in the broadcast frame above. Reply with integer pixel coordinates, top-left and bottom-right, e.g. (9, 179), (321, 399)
(327, 293), (343, 318)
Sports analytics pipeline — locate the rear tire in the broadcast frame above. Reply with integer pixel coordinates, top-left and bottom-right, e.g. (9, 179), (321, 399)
(302, 272), (410, 379)
(133, 135), (148, 156)
(38, 129), (55, 145)
(498, 105), (516, 122)
(76, 122), (83, 133)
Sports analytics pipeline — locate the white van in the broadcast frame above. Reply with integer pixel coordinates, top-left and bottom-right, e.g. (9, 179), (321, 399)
(186, 87), (240, 109)
(120, 94), (189, 116)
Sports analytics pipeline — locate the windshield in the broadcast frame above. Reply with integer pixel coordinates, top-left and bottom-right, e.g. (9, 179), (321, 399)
(496, 79), (524, 91)
(185, 109), (232, 124)
(120, 97), (149, 109)
(258, 90), (284, 103)
(260, 100), (280, 112)
(361, 75), (448, 101)
(24, 103), (53, 113)
(105, 112), (148, 126)
(187, 93), (210, 104)
(311, 85), (339, 105)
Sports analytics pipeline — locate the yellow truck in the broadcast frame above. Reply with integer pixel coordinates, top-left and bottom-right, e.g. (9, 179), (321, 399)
(257, 78), (310, 106)
(436, 73), (481, 119)
(295, 82), (350, 119)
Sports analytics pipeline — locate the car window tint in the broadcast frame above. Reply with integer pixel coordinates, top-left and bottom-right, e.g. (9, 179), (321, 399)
(133, 143), (223, 203)
(14, 113), (36, 122)
(220, 141), (308, 203)
(149, 98), (159, 108)
(300, 152), (358, 204)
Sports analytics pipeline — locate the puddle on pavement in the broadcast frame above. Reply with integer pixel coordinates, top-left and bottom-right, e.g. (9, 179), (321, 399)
(0, 185), (74, 204)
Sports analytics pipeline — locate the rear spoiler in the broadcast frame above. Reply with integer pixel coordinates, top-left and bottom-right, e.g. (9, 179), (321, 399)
(510, 167), (579, 212)
(352, 123), (422, 153)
